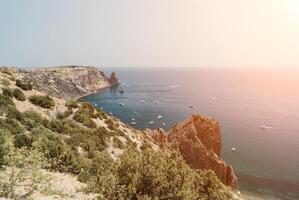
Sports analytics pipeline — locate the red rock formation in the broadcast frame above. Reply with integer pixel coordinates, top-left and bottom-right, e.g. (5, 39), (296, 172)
(149, 115), (238, 189)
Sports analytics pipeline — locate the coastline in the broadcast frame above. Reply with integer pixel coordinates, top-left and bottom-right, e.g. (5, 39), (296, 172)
(75, 82), (117, 101)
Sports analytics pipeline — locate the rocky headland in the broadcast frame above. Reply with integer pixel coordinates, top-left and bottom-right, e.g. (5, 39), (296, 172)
(18, 66), (118, 99)
(146, 115), (238, 189)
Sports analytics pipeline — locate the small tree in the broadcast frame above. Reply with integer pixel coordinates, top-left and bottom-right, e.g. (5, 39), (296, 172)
(13, 88), (26, 101)
(29, 95), (55, 109)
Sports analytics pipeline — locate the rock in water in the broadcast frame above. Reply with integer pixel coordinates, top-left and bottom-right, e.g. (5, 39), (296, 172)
(167, 115), (238, 189)
(109, 72), (119, 85)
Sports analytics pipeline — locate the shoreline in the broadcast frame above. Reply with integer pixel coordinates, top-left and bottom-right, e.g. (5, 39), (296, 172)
(75, 83), (118, 101)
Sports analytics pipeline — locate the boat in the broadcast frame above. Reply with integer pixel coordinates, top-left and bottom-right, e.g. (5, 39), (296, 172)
(231, 147), (236, 152)
(131, 118), (135, 121)
(188, 105), (194, 108)
(118, 103), (125, 107)
(157, 115), (162, 119)
(131, 121), (136, 125)
(109, 112), (113, 115)
(149, 121), (154, 125)
(260, 125), (271, 130)
(118, 86), (124, 94)
(133, 111), (137, 114)
(94, 103), (97, 106)
(140, 100), (145, 103)
(162, 123), (166, 126)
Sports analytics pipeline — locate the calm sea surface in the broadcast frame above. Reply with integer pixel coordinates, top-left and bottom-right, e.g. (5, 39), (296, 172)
(83, 67), (299, 199)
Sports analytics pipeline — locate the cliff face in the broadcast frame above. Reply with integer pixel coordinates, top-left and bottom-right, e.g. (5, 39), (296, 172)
(150, 115), (238, 189)
(19, 66), (118, 99)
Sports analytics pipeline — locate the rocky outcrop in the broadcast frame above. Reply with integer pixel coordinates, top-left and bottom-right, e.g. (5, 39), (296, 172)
(19, 66), (118, 99)
(149, 115), (238, 189)
(109, 72), (119, 85)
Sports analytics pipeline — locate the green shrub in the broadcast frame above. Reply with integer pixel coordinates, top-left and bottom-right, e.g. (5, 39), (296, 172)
(0, 129), (5, 167)
(2, 87), (13, 97)
(73, 108), (96, 128)
(14, 133), (33, 148)
(0, 94), (14, 107)
(0, 79), (10, 86)
(21, 110), (49, 130)
(29, 95), (55, 109)
(85, 147), (232, 200)
(65, 99), (78, 109)
(15, 79), (32, 90)
(36, 133), (79, 173)
(113, 137), (125, 149)
(81, 102), (95, 114)
(13, 88), (26, 101)
(0, 118), (24, 135)
(6, 106), (23, 121)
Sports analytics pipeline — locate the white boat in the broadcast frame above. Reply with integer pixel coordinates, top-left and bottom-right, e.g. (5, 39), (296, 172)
(231, 147), (236, 152)
(149, 121), (154, 125)
(162, 123), (166, 126)
(119, 103), (125, 106)
(131, 121), (136, 125)
(131, 118), (135, 121)
(133, 111), (137, 114)
(140, 100), (145, 103)
(109, 112), (113, 115)
(94, 103), (97, 106)
(159, 98), (165, 101)
(260, 125), (271, 130)
(157, 115), (162, 119)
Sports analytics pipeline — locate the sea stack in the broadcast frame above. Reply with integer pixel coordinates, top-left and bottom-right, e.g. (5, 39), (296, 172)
(109, 72), (119, 85)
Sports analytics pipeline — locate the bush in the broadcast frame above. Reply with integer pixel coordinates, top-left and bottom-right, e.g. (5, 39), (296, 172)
(65, 99), (78, 109)
(0, 79), (10, 86)
(113, 137), (125, 149)
(21, 110), (49, 130)
(2, 87), (13, 97)
(13, 88), (26, 101)
(0, 118), (24, 135)
(0, 94), (14, 107)
(0, 129), (5, 167)
(36, 133), (79, 173)
(29, 95), (55, 109)
(85, 147), (232, 200)
(6, 106), (23, 121)
(15, 79), (32, 90)
(81, 102), (95, 114)
(73, 108), (96, 128)
(14, 133), (33, 148)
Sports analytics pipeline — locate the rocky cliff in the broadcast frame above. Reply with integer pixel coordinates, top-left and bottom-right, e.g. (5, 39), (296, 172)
(149, 115), (238, 189)
(19, 66), (118, 99)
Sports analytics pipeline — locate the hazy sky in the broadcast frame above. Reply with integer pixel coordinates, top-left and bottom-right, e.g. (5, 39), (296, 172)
(1, 0), (299, 68)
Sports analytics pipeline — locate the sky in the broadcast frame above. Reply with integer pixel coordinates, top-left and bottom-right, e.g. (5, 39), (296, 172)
(1, 0), (299, 68)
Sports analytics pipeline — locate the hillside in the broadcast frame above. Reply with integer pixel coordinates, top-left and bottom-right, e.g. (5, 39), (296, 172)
(0, 67), (243, 200)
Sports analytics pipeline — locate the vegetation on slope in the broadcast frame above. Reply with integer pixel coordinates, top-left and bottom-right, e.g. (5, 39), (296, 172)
(0, 79), (233, 199)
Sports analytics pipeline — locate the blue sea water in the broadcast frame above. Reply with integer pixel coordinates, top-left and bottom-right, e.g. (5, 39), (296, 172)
(83, 67), (299, 199)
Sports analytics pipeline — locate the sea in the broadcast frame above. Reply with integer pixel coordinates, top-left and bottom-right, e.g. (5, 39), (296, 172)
(82, 67), (299, 200)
